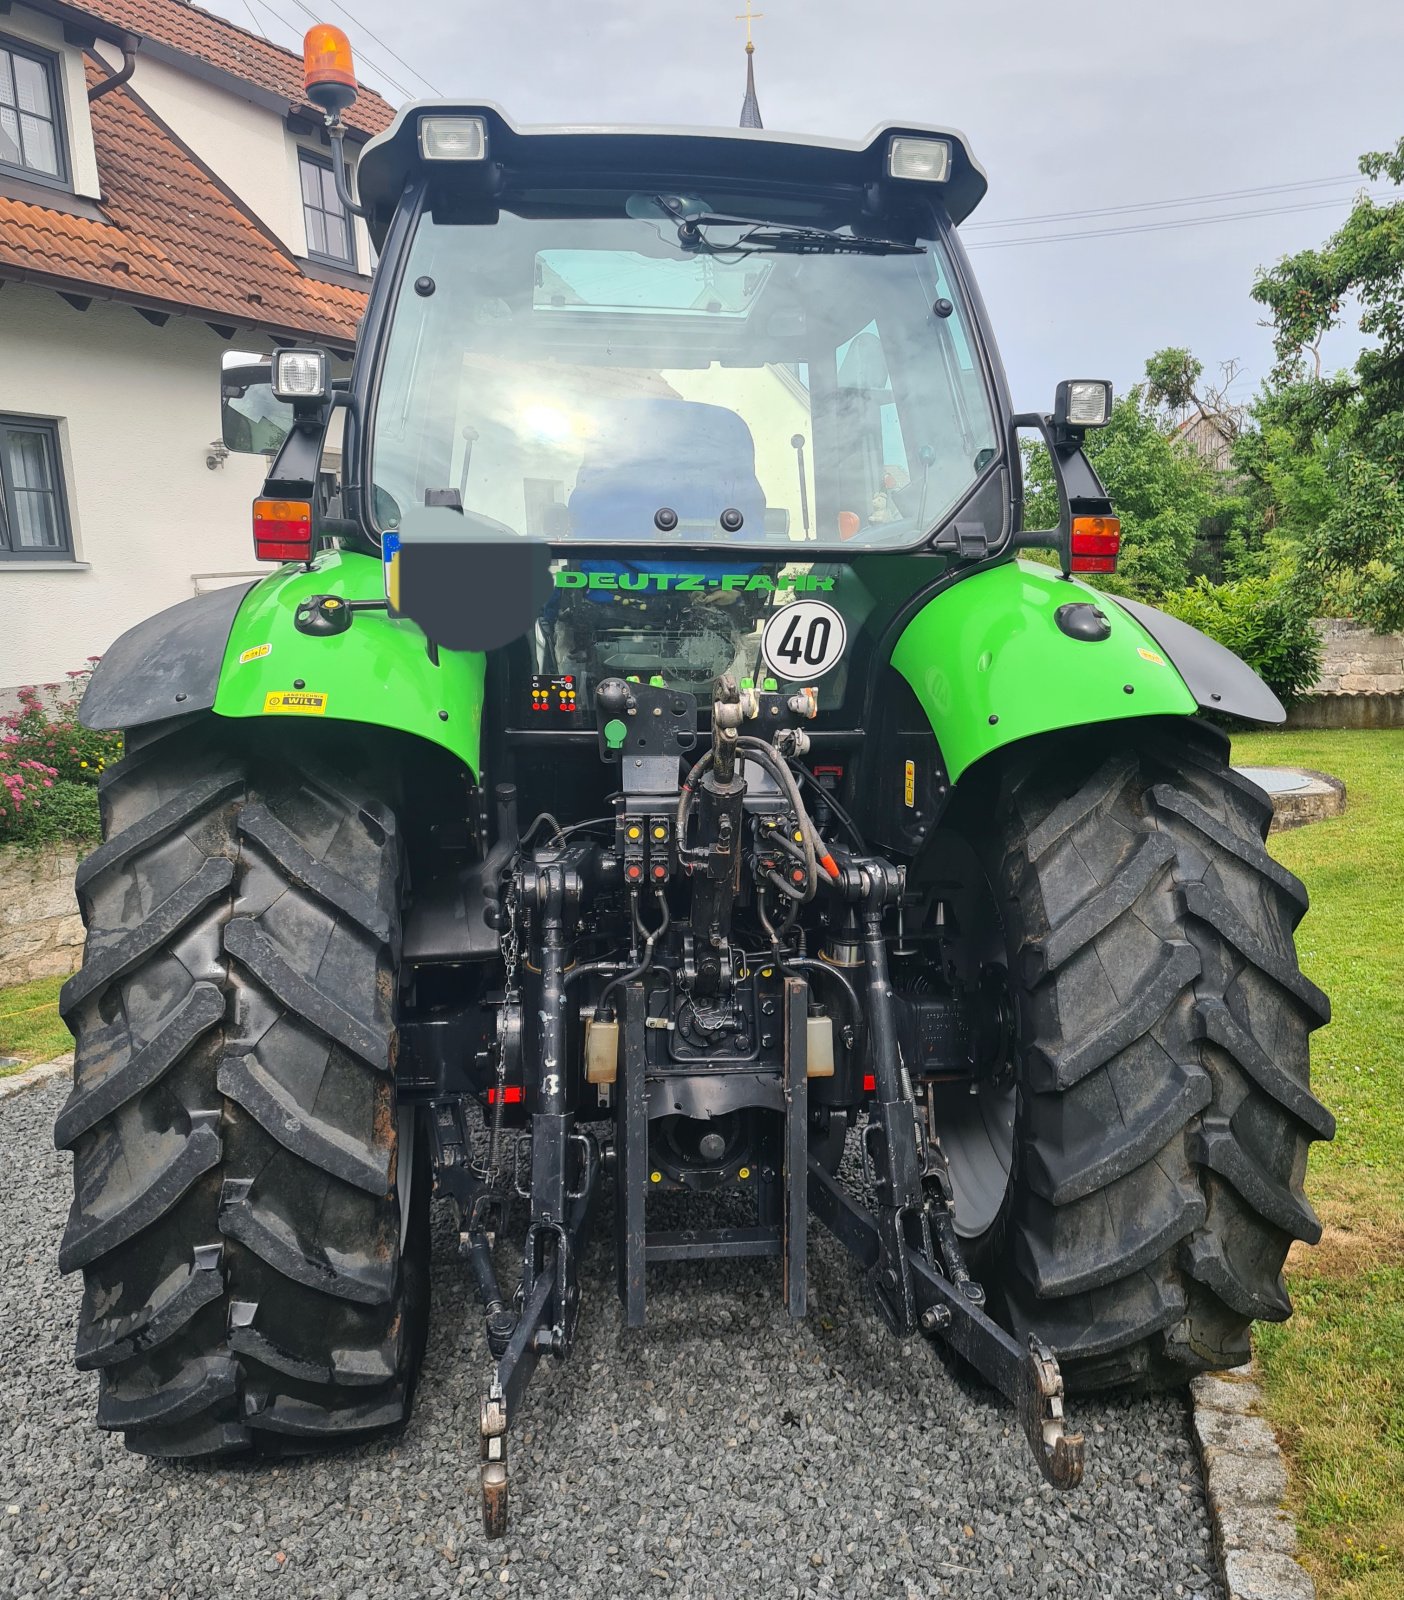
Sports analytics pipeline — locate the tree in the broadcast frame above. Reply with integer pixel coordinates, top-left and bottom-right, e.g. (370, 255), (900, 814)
(1252, 137), (1404, 461)
(1296, 450), (1404, 632)
(1144, 347), (1246, 441)
(1021, 388), (1216, 599)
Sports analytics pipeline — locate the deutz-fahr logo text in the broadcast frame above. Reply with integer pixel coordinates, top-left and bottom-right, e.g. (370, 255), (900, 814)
(552, 570), (835, 593)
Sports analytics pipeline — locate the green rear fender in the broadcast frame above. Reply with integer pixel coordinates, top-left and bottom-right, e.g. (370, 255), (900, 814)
(889, 561), (1198, 784)
(212, 551), (486, 774)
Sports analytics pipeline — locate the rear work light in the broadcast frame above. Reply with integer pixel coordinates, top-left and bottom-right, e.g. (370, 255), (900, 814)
(419, 114), (487, 162)
(887, 135), (952, 183)
(253, 498), (313, 563)
(1070, 515), (1121, 575)
(272, 347), (330, 403)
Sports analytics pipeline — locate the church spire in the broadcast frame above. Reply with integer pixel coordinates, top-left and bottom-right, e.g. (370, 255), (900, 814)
(735, 2), (764, 128)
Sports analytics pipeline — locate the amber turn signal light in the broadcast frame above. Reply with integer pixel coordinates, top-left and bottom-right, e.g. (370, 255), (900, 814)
(253, 498), (313, 563)
(1069, 515), (1121, 575)
(302, 24), (357, 116)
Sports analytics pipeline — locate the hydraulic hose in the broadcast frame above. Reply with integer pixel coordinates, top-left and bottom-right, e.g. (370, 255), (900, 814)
(784, 955), (864, 1048)
(675, 749), (712, 851)
(564, 958), (632, 990)
(737, 737), (819, 901)
(678, 737), (826, 900)
(596, 889), (670, 1020)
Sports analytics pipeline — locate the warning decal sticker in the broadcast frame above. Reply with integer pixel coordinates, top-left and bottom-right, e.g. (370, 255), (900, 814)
(263, 690), (328, 715)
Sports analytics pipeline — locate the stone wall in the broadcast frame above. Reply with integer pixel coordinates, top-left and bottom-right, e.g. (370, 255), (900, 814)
(1311, 619), (1404, 695)
(0, 846), (85, 985)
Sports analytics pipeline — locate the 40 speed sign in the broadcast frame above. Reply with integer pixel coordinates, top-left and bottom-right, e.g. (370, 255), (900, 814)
(760, 598), (847, 680)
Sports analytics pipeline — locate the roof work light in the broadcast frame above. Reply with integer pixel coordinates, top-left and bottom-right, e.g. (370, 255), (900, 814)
(303, 24), (358, 117)
(887, 136), (952, 183)
(419, 115), (489, 162)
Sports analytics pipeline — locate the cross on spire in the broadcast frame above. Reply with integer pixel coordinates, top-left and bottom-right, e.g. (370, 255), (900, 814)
(734, 0), (764, 51)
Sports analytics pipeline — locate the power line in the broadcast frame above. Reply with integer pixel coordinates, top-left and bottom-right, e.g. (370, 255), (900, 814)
(964, 172), (1366, 232)
(963, 190), (1387, 251)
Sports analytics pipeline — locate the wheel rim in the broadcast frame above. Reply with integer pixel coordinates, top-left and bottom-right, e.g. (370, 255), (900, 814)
(398, 1105), (417, 1247)
(929, 1074), (1016, 1239)
(902, 832), (1018, 1242)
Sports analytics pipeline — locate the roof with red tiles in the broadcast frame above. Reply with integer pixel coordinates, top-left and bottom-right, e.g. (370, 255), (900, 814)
(0, 62), (368, 343)
(44, 0), (395, 137)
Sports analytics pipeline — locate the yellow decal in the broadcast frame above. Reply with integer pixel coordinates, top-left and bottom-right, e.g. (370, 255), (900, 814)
(263, 690), (327, 715)
(238, 643), (272, 665)
(903, 759), (916, 808)
(1137, 647), (1165, 665)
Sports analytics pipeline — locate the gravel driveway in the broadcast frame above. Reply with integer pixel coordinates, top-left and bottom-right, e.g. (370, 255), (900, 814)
(2, 1079), (1224, 1600)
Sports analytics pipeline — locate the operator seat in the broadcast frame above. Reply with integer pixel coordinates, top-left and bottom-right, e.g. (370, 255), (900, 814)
(567, 398), (767, 540)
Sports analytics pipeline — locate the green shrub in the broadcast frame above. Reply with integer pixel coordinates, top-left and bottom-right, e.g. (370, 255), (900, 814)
(0, 667), (120, 848)
(1159, 576), (1323, 704)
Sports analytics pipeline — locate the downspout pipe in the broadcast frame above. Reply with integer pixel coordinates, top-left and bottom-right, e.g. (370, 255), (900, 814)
(88, 37), (138, 102)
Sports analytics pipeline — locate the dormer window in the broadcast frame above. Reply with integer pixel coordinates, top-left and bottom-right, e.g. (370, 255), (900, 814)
(299, 148), (354, 267)
(0, 36), (67, 187)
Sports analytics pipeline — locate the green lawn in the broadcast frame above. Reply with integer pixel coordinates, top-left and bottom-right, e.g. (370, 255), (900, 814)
(1232, 729), (1404, 1599)
(0, 974), (70, 1074)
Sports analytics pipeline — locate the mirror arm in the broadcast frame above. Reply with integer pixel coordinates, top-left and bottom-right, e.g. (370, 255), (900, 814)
(326, 115), (368, 220)
(263, 401), (331, 500)
(1009, 411), (1113, 579)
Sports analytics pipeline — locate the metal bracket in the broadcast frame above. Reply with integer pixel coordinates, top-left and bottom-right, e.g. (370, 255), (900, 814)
(1022, 1337), (1084, 1491)
(808, 1157), (1085, 1491)
(479, 1381), (508, 1538)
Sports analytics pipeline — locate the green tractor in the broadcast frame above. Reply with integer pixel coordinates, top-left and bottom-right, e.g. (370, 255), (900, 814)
(56, 36), (1333, 1536)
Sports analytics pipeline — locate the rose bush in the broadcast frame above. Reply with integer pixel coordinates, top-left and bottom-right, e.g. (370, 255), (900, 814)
(0, 666), (122, 847)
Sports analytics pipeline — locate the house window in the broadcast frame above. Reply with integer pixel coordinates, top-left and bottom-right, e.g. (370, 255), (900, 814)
(299, 149), (353, 266)
(0, 37), (67, 187)
(0, 417), (73, 560)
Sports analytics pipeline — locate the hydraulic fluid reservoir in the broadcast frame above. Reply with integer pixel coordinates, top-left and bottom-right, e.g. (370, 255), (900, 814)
(585, 1017), (620, 1085)
(806, 1012), (835, 1078)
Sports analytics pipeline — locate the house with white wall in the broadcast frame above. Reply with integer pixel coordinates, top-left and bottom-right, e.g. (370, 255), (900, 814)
(0, 0), (394, 696)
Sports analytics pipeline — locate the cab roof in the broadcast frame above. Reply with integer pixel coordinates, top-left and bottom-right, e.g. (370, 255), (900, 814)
(355, 102), (988, 249)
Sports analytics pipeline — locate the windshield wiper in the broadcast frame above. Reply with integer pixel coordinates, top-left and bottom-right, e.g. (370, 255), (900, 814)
(652, 198), (923, 258)
(682, 218), (924, 257)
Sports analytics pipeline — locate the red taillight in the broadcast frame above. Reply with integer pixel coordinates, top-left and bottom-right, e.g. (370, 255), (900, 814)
(862, 1072), (876, 1093)
(253, 498), (313, 562)
(487, 1085), (524, 1105)
(1070, 515), (1121, 574)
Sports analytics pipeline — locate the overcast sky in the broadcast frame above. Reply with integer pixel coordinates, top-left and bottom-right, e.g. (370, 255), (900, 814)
(226, 0), (1404, 408)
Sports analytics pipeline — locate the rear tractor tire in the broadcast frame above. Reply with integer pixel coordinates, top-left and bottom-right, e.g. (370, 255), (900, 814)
(54, 725), (429, 1457)
(953, 720), (1334, 1392)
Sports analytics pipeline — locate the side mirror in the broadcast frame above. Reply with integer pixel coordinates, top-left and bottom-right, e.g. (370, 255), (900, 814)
(220, 351), (293, 457)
